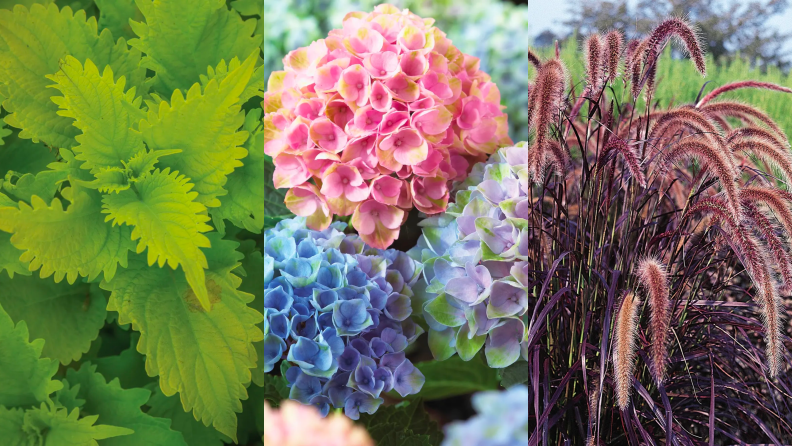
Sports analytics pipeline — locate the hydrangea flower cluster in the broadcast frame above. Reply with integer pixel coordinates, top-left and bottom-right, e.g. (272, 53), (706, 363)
(264, 217), (426, 419)
(408, 143), (528, 368)
(441, 385), (529, 446)
(264, 3), (513, 249)
(263, 400), (374, 446)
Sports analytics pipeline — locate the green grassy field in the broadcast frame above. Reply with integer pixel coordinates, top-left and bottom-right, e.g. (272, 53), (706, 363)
(531, 41), (792, 136)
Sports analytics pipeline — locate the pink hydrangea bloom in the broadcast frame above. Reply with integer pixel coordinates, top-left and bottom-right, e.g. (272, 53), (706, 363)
(265, 3), (512, 248)
(263, 401), (373, 446)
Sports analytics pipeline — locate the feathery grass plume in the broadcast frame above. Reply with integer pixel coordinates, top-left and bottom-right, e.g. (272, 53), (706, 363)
(739, 187), (792, 239)
(729, 138), (792, 183)
(636, 258), (671, 383)
(658, 140), (740, 216)
(583, 33), (603, 90)
(603, 30), (623, 83)
(686, 197), (783, 375)
(613, 291), (641, 411)
(627, 38), (649, 98)
(647, 107), (726, 151)
(597, 137), (646, 187)
(528, 48), (541, 71)
(643, 17), (706, 77)
(742, 201), (792, 293)
(528, 58), (568, 181)
(700, 101), (787, 140)
(697, 81), (792, 108)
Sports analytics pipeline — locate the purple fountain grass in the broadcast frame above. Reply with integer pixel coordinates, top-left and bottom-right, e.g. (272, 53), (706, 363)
(528, 57), (568, 181)
(528, 17), (792, 443)
(613, 291), (641, 410)
(603, 30), (623, 83)
(697, 81), (792, 108)
(643, 17), (706, 77)
(583, 33), (603, 90)
(742, 201), (792, 293)
(700, 101), (787, 139)
(636, 258), (671, 383)
(597, 137), (646, 187)
(528, 48), (541, 71)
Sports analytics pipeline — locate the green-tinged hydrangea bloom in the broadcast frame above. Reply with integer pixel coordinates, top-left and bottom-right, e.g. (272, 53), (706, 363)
(409, 143), (528, 368)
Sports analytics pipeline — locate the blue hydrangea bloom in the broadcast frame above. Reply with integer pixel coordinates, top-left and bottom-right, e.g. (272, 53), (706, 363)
(265, 217), (426, 419)
(442, 385), (529, 446)
(409, 144), (529, 368)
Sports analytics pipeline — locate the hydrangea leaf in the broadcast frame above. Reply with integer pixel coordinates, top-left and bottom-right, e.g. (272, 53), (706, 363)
(47, 56), (146, 173)
(11, 404), (132, 445)
(0, 275), (106, 365)
(0, 3), (147, 148)
(0, 301), (63, 407)
(211, 110), (265, 234)
(146, 386), (228, 446)
(102, 168), (213, 310)
(95, 0), (142, 41)
(129, 0), (259, 94)
(427, 326), (456, 361)
(408, 354), (499, 401)
(63, 363), (188, 446)
(455, 323), (486, 361)
(356, 399), (442, 446)
(499, 361), (529, 388)
(138, 53), (256, 207)
(103, 234), (264, 441)
(4, 185), (135, 284)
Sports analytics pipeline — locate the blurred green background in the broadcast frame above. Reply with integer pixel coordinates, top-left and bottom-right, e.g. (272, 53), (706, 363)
(263, 0), (531, 142)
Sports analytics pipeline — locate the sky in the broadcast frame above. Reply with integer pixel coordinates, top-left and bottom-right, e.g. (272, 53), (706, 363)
(527, 0), (792, 55)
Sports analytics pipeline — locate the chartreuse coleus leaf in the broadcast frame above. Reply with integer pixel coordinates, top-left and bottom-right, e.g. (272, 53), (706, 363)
(0, 120), (10, 144)
(0, 403), (132, 446)
(211, 109), (265, 234)
(95, 0), (142, 41)
(46, 56), (146, 173)
(0, 275), (106, 365)
(0, 184), (135, 284)
(62, 363), (188, 446)
(200, 56), (265, 104)
(0, 3), (146, 148)
(102, 233), (264, 441)
(146, 386), (228, 446)
(138, 52), (257, 208)
(102, 168), (214, 310)
(0, 1), (53, 11)
(0, 301), (62, 407)
(0, 133), (56, 180)
(129, 0), (259, 94)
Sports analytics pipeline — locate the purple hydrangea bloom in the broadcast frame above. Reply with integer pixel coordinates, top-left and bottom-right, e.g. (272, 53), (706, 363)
(409, 144), (529, 368)
(265, 217), (425, 418)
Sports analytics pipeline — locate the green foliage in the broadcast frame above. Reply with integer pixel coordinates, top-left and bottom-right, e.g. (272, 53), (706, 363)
(409, 354), (500, 401)
(0, 0), (274, 442)
(357, 399), (443, 446)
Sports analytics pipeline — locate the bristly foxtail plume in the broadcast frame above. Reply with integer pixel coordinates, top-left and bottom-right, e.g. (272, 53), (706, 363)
(644, 17), (706, 77)
(697, 81), (792, 108)
(636, 258), (671, 383)
(729, 137), (792, 184)
(659, 139), (740, 217)
(528, 48), (541, 71)
(527, 58), (568, 181)
(613, 291), (641, 410)
(597, 137), (646, 188)
(603, 30), (623, 83)
(700, 101), (787, 141)
(647, 107), (728, 156)
(583, 33), (603, 90)
(685, 197), (783, 376)
(627, 38), (649, 98)
(739, 187), (792, 242)
(742, 201), (792, 294)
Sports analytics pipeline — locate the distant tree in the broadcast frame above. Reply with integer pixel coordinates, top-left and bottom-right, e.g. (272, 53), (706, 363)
(563, 0), (791, 69)
(533, 29), (560, 47)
